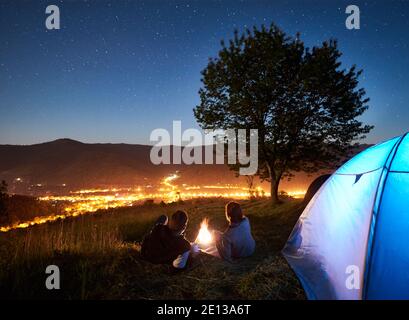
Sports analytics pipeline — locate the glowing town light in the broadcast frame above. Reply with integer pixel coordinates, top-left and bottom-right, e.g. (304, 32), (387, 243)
(1, 173), (272, 233)
(286, 190), (307, 199)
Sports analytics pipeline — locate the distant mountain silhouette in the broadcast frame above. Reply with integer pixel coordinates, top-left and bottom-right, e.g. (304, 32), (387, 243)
(0, 139), (240, 193)
(0, 139), (370, 195)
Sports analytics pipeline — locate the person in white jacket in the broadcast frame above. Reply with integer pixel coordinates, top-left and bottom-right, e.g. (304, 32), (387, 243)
(213, 202), (256, 262)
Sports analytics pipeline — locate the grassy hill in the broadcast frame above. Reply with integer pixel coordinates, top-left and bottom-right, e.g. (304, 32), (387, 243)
(0, 198), (306, 300)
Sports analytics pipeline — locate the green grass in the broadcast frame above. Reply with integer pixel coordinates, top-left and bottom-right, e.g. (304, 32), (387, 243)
(0, 198), (306, 300)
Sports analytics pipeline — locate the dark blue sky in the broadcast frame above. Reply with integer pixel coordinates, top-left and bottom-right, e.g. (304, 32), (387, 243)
(1, 0), (408, 145)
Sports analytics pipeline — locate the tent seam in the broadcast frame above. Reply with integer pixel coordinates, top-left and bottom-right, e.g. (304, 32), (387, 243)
(334, 167), (384, 176)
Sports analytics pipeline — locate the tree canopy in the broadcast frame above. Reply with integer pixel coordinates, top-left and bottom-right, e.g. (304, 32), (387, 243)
(194, 24), (373, 203)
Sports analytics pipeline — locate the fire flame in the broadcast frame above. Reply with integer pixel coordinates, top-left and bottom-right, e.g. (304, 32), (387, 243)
(196, 218), (213, 246)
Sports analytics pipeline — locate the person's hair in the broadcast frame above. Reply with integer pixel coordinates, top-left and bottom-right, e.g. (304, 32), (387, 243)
(169, 210), (188, 233)
(225, 202), (244, 224)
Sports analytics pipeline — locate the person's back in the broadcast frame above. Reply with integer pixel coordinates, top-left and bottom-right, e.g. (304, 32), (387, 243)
(141, 210), (197, 269)
(141, 223), (191, 264)
(222, 216), (255, 258)
(216, 202), (256, 262)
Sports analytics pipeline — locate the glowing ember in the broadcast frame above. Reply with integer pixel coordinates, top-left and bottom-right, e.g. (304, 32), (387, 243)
(196, 218), (213, 246)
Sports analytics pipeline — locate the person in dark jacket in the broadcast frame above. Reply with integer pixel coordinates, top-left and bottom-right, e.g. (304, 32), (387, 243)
(214, 202), (256, 262)
(141, 210), (199, 269)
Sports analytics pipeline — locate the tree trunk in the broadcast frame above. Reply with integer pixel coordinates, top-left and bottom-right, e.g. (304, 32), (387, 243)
(270, 177), (280, 205)
(265, 161), (281, 205)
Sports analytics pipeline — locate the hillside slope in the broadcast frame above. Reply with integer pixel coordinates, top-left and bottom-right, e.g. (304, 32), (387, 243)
(0, 198), (306, 299)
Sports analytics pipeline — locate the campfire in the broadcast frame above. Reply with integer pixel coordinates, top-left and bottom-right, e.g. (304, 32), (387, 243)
(196, 218), (213, 246)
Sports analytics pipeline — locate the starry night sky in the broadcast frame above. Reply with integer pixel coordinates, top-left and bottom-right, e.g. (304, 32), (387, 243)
(1, 0), (408, 145)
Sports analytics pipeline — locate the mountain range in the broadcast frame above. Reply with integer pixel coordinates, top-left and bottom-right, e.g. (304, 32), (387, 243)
(0, 138), (369, 195)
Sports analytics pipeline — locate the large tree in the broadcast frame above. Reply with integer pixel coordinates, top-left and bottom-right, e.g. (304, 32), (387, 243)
(194, 24), (373, 204)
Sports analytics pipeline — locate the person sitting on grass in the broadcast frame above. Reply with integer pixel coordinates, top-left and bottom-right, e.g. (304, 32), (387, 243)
(141, 210), (199, 270)
(213, 202), (256, 262)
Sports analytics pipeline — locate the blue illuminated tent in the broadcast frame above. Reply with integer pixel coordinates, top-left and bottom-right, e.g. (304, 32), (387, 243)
(282, 133), (409, 300)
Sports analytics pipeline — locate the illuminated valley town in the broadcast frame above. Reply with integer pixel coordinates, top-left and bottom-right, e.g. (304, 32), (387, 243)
(0, 173), (306, 232)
